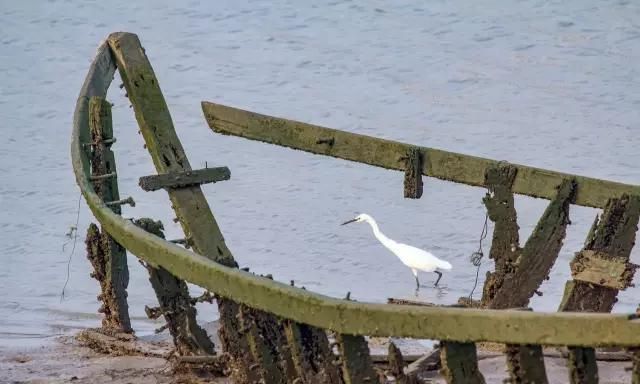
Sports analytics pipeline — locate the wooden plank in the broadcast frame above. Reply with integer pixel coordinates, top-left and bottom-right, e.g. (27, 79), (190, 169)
(336, 334), (380, 384)
(567, 347), (598, 384)
(560, 194), (640, 313)
(388, 341), (418, 384)
(237, 305), (288, 383)
(486, 178), (576, 309)
(133, 218), (215, 356)
(284, 321), (341, 384)
(217, 299), (263, 384)
(73, 36), (640, 348)
(570, 250), (638, 290)
(201, 102), (640, 209)
(108, 32), (237, 268)
(632, 349), (640, 384)
(403, 147), (423, 199)
(439, 341), (485, 384)
(479, 163), (520, 307)
(139, 167), (230, 192)
(87, 97), (131, 333)
(505, 344), (548, 384)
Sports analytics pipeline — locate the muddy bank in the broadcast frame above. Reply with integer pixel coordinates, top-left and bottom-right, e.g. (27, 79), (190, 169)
(2, 329), (634, 383)
(0, 335), (227, 384)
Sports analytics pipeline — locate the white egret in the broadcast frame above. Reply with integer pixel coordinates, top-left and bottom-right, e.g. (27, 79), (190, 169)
(341, 213), (452, 288)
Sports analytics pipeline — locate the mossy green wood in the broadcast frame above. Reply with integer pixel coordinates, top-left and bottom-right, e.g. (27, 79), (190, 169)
(107, 32), (236, 268)
(73, 36), (640, 348)
(201, 102), (640, 209)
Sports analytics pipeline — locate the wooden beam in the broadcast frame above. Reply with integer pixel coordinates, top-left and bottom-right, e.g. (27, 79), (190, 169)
(139, 167), (230, 192)
(505, 344), (548, 384)
(403, 147), (423, 199)
(567, 347), (598, 384)
(284, 321), (341, 384)
(487, 178), (576, 309)
(87, 97), (132, 333)
(108, 33), (236, 268)
(480, 163), (520, 307)
(560, 194), (640, 313)
(133, 218), (216, 356)
(201, 102), (640, 209)
(440, 342), (485, 384)
(336, 333), (380, 384)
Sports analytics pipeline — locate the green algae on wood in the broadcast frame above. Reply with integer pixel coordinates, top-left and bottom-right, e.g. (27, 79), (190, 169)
(133, 218), (215, 356)
(87, 97), (131, 333)
(201, 101), (640, 209)
(107, 32), (236, 268)
(73, 34), (640, 348)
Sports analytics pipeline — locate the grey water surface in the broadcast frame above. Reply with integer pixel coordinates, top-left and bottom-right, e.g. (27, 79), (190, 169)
(1, 0), (639, 347)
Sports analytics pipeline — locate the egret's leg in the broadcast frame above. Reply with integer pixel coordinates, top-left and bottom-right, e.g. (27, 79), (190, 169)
(412, 269), (420, 288)
(434, 271), (442, 287)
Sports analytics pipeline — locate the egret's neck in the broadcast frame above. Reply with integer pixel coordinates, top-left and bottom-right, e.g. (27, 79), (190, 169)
(365, 219), (395, 249)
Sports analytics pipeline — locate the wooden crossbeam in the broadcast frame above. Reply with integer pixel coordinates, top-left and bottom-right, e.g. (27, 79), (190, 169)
(201, 101), (640, 209)
(138, 167), (230, 192)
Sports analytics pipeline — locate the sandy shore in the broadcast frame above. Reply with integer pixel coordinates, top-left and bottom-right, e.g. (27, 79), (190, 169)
(1, 332), (633, 383)
(0, 334), (229, 384)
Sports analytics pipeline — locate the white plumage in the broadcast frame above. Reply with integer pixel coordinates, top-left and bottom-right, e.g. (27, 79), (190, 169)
(341, 213), (452, 288)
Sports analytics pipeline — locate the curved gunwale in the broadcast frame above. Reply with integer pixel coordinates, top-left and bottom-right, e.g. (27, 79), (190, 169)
(71, 37), (640, 348)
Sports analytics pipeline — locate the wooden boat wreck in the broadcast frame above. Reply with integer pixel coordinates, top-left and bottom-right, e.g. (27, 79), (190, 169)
(72, 32), (640, 384)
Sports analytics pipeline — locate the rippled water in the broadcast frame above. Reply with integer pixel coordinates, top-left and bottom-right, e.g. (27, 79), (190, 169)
(1, 0), (640, 346)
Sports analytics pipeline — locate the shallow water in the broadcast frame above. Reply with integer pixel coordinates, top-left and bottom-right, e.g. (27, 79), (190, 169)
(1, 0), (640, 346)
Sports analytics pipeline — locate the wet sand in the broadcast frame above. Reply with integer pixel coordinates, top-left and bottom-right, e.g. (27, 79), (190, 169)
(2, 331), (633, 384)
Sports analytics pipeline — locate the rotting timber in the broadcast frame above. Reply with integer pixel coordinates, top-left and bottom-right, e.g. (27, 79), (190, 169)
(73, 32), (640, 384)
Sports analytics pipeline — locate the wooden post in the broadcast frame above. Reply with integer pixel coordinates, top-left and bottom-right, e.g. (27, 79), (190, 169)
(132, 218), (215, 356)
(485, 178), (576, 309)
(480, 163), (520, 306)
(567, 347), (598, 384)
(86, 96), (131, 334)
(559, 194), (640, 383)
(284, 321), (342, 384)
(403, 147), (423, 199)
(505, 344), (548, 384)
(217, 300), (263, 384)
(388, 341), (418, 384)
(336, 333), (380, 384)
(559, 194), (640, 312)
(439, 341), (485, 384)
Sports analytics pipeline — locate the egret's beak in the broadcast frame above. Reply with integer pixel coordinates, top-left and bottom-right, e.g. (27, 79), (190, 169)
(341, 218), (357, 226)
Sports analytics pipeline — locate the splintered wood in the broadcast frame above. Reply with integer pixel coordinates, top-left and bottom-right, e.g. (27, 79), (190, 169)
(86, 96), (131, 334)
